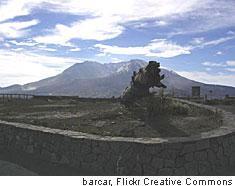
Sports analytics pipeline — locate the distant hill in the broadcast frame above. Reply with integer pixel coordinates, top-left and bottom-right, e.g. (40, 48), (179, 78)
(1, 59), (235, 98)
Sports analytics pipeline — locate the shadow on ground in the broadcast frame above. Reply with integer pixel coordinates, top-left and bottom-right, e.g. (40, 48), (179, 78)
(148, 117), (188, 137)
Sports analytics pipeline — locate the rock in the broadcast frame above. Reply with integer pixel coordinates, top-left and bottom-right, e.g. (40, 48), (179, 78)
(181, 144), (196, 155)
(185, 153), (194, 162)
(198, 161), (211, 175)
(26, 145), (34, 154)
(60, 155), (70, 164)
(152, 157), (164, 169)
(96, 121), (105, 128)
(196, 139), (209, 151)
(176, 156), (185, 167)
(164, 159), (175, 168)
(209, 138), (219, 153)
(138, 153), (152, 164)
(99, 141), (110, 152)
(194, 151), (207, 161)
(217, 146), (223, 160)
(207, 149), (216, 162)
(51, 153), (57, 161)
(145, 146), (161, 155)
(174, 167), (186, 176)
(158, 168), (173, 176)
(229, 152), (235, 166)
(132, 163), (143, 175)
(185, 161), (198, 175)
(143, 164), (156, 175)
(118, 128), (135, 137)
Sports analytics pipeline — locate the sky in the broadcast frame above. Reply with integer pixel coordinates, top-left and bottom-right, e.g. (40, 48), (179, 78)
(0, 0), (235, 87)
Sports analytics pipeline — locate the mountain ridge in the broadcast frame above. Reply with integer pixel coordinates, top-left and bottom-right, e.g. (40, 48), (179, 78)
(1, 59), (235, 98)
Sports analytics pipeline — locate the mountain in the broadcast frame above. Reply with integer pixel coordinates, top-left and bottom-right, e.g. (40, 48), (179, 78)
(1, 59), (235, 98)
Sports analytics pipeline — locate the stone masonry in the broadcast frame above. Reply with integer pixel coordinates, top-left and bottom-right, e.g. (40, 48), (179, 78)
(0, 99), (235, 175)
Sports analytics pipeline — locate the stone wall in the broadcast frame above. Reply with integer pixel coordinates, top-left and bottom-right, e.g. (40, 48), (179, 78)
(0, 99), (235, 175)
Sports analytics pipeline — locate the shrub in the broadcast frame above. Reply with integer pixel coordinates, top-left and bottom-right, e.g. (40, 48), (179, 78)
(166, 101), (190, 115)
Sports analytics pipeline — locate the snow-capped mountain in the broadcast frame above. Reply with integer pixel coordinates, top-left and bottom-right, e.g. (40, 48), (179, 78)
(1, 59), (235, 98)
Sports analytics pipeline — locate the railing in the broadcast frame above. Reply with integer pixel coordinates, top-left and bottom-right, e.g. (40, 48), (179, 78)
(0, 94), (34, 99)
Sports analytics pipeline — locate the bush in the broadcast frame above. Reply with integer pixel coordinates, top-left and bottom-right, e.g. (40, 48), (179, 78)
(166, 101), (190, 115)
(129, 96), (191, 118)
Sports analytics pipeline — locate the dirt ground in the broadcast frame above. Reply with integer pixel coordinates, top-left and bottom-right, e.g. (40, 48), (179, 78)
(0, 97), (222, 138)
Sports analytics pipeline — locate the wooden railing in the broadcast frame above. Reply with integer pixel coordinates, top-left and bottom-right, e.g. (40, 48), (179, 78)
(0, 94), (34, 99)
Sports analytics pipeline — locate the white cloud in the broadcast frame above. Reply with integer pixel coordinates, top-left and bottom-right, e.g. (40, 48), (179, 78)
(0, 49), (82, 87)
(111, 58), (121, 63)
(205, 68), (211, 71)
(94, 44), (147, 55)
(94, 35), (235, 59)
(170, 1), (235, 35)
(33, 16), (124, 45)
(94, 39), (191, 58)
(4, 43), (11, 47)
(176, 71), (235, 87)
(36, 45), (57, 51)
(202, 62), (226, 67)
(1, 0), (235, 42)
(216, 51), (223, 55)
(11, 48), (24, 51)
(147, 39), (191, 57)
(9, 40), (38, 46)
(227, 61), (235, 66)
(69, 48), (81, 52)
(201, 36), (235, 47)
(0, 0), (32, 22)
(226, 68), (235, 72)
(227, 31), (235, 35)
(33, 35), (73, 47)
(38, 48), (57, 52)
(0, 20), (39, 38)
(188, 36), (235, 50)
(45, 0), (209, 21)
(96, 53), (106, 57)
(191, 37), (204, 44)
(202, 61), (235, 69)
(155, 21), (168, 26)
(1, 0), (233, 44)
(37, 0), (211, 42)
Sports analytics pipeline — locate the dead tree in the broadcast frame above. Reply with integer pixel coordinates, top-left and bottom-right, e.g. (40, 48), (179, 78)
(120, 61), (166, 104)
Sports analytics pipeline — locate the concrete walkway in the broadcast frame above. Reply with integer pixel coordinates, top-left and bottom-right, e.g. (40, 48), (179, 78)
(0, 148), (99, 176)
(0, 160), (37, 176)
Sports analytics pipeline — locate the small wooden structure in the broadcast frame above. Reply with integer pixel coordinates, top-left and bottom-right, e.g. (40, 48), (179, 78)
(192, 86), (200, 98)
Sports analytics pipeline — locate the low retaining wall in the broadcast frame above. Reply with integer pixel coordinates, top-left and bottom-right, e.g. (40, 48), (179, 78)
(0, 99), (235, 175)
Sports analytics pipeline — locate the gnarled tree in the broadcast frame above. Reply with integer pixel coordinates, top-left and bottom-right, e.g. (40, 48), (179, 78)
(121, 61), (166, 104)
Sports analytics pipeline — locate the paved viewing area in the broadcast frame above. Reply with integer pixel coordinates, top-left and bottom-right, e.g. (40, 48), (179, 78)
(0, 99), (235, 176)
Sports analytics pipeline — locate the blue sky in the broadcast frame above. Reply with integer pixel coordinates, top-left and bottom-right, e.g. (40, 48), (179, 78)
(0, 0), (235, 87)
